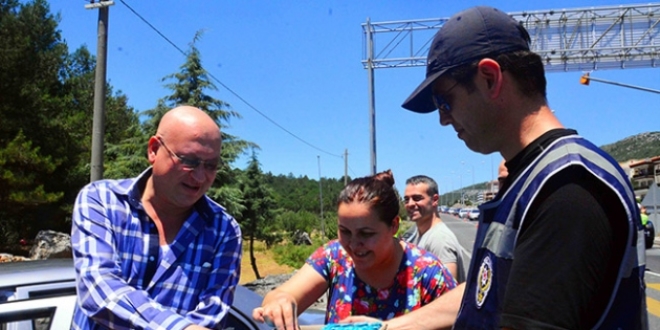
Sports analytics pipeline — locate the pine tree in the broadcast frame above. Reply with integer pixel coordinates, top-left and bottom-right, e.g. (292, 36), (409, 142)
(140, 30), (256, 216)
(0, 131), (63, 242)
(238, 152), (280, 280)
(0, 0), (140, 243)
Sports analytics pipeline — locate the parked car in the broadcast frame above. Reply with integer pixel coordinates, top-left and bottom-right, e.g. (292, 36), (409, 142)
(467, 208), (480, 221)
(0, 259), (324, 330)
(458, 208), (469, 219)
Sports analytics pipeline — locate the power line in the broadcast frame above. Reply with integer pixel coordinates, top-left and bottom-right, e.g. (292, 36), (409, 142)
(118, 0), (342, 159)
(347, 164), (359, 178)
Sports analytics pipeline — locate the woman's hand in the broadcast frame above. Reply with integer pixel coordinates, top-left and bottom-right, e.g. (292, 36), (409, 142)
(252, 296), (299, 330)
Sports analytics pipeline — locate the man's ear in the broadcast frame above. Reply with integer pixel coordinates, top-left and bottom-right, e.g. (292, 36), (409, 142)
(477, 58), (503, 99)
(432, 194), (440, 206)
(147, 136), (159, 163)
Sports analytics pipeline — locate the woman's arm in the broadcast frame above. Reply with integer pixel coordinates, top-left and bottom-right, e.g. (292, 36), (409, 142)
(253, 264), (328, 330)
(341, 283), (465, 330)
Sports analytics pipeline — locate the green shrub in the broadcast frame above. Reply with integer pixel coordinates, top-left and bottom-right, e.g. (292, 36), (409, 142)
(396, 220), (414, 238)
(272, 237), (326, 268)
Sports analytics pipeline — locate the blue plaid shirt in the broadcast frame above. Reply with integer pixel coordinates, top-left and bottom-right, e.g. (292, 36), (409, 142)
(71, 168), (242, 330)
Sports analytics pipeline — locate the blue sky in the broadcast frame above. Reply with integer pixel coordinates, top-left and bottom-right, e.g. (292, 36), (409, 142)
(49, 0), (659, 195)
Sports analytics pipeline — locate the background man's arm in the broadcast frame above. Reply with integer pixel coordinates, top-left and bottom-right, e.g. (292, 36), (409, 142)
(443, 262), (458, 281)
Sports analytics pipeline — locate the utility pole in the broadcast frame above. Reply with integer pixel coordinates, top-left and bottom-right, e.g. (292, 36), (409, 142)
(85, 1), (114, 182)
(460, 174), (464, 207)
(318, 156), (324, 238)
(460, 161), (465, 206)
(365, 18), (377, 175)
(344, 149), (348, 186)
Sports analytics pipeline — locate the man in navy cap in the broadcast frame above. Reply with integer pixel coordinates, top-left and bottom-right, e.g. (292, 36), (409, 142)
(344, 6), (647, 329)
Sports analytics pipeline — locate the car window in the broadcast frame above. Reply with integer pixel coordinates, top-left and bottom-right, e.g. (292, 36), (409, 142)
(0, 305), (53, 330)
(0, 295), (75, 330)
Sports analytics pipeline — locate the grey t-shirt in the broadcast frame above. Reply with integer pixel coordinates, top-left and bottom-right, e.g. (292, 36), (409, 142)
(404, 222), (466, 283)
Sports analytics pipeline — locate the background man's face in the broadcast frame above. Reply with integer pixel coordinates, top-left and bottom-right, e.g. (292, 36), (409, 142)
(404, 183), (437, 222)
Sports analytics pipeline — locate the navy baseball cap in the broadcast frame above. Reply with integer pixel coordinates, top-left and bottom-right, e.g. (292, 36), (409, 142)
(402, 6), (531, 113)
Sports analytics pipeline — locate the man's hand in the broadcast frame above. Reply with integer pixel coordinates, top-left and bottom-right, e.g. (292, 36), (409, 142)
(183, 325), (211, 330)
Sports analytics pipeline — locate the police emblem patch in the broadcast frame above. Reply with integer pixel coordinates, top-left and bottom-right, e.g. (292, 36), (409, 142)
(475, 255), (493, 308)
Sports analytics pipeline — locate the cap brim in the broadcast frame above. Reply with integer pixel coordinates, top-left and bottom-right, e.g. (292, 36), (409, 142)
(401, 69), (447, 113)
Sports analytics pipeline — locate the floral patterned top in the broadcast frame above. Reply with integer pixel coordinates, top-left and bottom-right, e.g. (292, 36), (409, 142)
(306, 239), (456, 323)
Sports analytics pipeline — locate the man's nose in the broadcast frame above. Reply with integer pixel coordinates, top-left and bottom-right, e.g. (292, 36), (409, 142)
(439, 110), (452, 126)
(190, 166), (207, 182)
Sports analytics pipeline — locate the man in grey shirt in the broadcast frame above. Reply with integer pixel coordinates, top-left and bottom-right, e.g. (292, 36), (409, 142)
(403, 175), (466, 283)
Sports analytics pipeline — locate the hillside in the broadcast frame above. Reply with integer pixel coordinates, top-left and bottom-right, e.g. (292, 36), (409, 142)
(446, 131), (660, 198)
(600, 131), (660, 163)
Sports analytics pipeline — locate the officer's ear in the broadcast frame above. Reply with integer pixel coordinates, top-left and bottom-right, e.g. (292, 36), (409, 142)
(476, 58), (503, 99)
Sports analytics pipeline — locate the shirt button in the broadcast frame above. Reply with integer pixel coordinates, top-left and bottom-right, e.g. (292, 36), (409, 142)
(149, 256), (155, 262)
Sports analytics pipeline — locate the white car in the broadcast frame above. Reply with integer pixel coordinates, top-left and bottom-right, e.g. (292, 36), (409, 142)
(458, 208), (469, 218)
(0, 259), (324, 330)
(467, 208), (480, 221)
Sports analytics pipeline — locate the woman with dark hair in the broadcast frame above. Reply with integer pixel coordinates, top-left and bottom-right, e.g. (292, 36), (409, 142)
(252, 170), (456, 329)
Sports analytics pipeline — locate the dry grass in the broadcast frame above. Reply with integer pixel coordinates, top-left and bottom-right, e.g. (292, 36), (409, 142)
(239, 240), (295, 284)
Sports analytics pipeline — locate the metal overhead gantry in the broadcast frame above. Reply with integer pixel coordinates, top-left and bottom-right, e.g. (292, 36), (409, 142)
(362, 3), (660, 174)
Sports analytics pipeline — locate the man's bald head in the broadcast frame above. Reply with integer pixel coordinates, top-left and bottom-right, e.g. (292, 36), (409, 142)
(157, 106), (220, 142)
(146, 106), (222, 209)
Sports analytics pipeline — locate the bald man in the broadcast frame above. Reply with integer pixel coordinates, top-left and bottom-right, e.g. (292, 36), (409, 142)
(72, 106), (242, 330)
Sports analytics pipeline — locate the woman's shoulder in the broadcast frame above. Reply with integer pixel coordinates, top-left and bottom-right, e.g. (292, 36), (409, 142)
(310, 240), (351, 262)
(402, 241), (444, 267)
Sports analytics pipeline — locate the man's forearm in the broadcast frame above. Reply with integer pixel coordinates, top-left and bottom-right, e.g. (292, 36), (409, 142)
(184, 325), (211, 330)
(384, 283), (465, 330)
(444, 262), (458, 283)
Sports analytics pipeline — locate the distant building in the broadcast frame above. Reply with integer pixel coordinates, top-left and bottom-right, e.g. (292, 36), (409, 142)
(474, 157), (659, 204)
(627, 156), (660, 200)
(618, 159), (637, 178)
(483, 179), (500, 202)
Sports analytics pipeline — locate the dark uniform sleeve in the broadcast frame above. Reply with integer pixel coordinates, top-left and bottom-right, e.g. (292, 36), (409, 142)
(499, 166), (628, 330)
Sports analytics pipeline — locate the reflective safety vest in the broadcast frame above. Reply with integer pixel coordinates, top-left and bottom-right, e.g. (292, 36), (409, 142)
(454, 135), (647, 329)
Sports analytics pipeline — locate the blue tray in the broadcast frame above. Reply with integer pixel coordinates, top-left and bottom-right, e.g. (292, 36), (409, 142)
(322, 322), (384, 330)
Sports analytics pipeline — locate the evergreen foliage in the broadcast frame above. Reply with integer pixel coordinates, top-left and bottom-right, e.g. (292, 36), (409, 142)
(272, 242), (321, 269)
(140, 30), (256, 216)
(7, 0), (656, 271)
(0, 0), (138, 243)
(237, 152), (278, 279)
(0, 1), (346, 269)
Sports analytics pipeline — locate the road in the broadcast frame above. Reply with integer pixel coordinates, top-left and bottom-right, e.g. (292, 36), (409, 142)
(441, 214), (660, 328)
